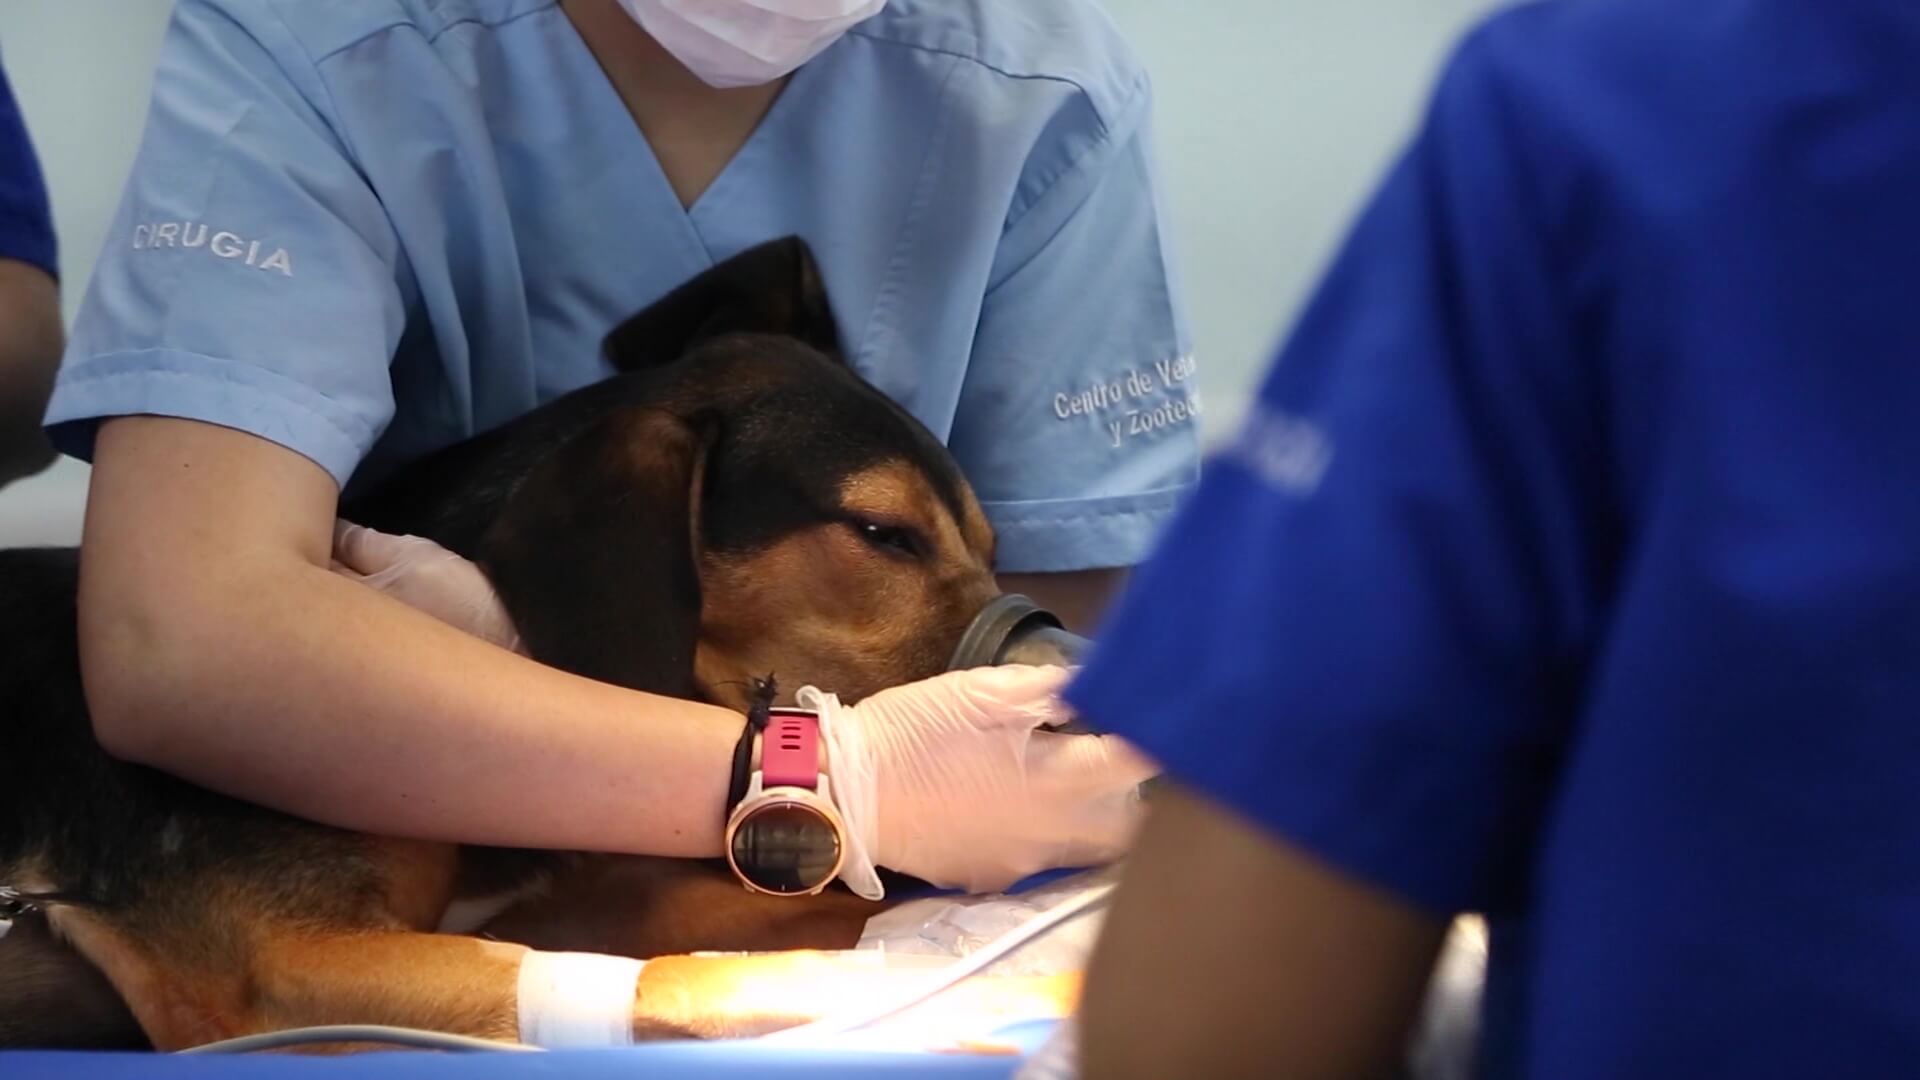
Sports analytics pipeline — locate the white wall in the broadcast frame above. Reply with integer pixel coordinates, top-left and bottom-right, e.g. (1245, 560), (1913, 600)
(1099, 0), (1507, 439)
(0, 0), (1506, 547)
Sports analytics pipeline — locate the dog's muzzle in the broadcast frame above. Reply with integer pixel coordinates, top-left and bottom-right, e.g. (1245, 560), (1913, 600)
(946, 593), (1091, 671)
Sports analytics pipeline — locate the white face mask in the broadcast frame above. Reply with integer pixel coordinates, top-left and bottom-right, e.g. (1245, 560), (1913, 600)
(618, 0), (888, 89)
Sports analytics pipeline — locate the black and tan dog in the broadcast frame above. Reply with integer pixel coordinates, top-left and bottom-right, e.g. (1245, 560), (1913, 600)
(0, 238), (1028, 1051)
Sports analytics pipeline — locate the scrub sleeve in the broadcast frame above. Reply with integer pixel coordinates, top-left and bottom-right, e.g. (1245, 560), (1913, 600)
(948, 76), (1199, 574)
(44, 0), (406, 489)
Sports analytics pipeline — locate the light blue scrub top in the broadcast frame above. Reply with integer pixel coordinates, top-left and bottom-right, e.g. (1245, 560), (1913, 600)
(44, 0), (1199, 573)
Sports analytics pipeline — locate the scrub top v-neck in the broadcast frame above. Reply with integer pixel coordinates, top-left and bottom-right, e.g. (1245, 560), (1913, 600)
(45, 0), (1200, 574)
(558, 12), (815, 278)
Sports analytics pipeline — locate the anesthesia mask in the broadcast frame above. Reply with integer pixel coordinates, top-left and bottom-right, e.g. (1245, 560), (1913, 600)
(946, 594), (1091, 672)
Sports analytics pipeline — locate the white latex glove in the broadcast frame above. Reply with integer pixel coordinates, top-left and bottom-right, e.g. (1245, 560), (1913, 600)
(330, 520), (525, 654)
(801, 665), (1157, 900)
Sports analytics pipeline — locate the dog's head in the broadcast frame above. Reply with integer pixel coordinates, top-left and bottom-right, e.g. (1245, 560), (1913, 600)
(474, 238), (1003, 710)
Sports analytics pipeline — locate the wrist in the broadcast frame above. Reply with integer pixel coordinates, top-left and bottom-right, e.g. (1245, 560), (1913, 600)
(724, 696), (773, 818)
(801, 687), (884, 901)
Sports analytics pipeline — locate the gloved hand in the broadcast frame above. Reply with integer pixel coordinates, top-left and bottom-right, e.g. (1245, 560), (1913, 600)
(800, 665), (1157, 900)
(330, 520), (525, 654)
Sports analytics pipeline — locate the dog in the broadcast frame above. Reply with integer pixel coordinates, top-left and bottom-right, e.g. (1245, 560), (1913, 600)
(0, 237), (1023, 1051)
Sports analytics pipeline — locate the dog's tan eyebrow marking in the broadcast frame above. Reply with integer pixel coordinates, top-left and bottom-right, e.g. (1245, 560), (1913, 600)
(835, 462), (926, 519)
(834, 376), (978, 528)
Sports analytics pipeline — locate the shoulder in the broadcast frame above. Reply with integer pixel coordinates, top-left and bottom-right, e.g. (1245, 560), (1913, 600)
(1427, 0), (1847, 145)
(849, 0), (1151, 137)
(170, 0), (551, 65)
(849, 0), (1160, 230)
(1413, 0), (1906, 245)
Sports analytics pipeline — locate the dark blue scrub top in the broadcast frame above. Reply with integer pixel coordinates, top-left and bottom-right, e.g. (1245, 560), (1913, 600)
(1068, 1), (1920, 1077)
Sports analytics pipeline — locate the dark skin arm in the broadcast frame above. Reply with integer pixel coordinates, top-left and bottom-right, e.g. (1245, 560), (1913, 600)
(0, 258), (61, 489)
(1078, 783), (1449, 1080)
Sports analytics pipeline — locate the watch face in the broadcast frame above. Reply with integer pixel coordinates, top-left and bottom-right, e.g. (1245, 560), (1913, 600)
(730, 801), (843, 895)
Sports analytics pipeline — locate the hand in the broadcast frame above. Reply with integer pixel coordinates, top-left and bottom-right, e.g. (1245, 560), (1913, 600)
(330, 520), (524, 653)
(801, 665), (1158, 899)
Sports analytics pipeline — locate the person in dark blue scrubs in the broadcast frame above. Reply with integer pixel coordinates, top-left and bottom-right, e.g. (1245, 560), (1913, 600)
(0, 52), (62, 490)
(1064, 1), (1920, 1077)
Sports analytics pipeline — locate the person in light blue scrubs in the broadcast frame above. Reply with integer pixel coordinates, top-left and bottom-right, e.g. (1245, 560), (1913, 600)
(41, 0), (1180, 905)
(49, 0), (1197, 574)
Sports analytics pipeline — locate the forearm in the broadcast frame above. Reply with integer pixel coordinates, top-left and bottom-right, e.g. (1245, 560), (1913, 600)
(82, 553), (743, 857)
(1078, 785), (1447, 1080)
(0, 258), (62, 486)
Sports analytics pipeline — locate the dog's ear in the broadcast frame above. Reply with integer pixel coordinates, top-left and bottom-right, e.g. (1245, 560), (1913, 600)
(602, 235), (843, 371)
(475, 406), (717, 697)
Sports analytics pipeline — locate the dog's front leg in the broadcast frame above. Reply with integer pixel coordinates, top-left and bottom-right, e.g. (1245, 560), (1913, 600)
(240, 932), (779, 1045)
(242, 928), (822, 1047)
(247, 931), (1076, 1049)
(244, 929), (528, 1047)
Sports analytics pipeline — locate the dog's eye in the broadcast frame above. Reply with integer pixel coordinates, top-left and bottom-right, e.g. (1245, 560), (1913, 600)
(856, 521), (924, 559)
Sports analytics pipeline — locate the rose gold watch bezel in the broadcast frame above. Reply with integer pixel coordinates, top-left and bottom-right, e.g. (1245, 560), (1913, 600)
(722, 785), (849, 898)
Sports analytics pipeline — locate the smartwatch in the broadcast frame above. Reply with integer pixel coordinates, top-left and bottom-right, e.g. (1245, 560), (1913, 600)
(724, 707), (848, 897)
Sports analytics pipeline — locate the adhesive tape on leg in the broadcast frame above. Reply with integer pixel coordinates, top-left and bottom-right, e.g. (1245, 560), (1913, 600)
(516, 951), (646, 1048)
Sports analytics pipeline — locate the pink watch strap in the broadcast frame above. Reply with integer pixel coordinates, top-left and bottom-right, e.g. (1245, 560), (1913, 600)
(761, 710), (821, 790)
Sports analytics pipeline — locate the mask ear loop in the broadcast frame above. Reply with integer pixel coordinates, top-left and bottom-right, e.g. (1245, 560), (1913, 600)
(726, 673), (780, 812)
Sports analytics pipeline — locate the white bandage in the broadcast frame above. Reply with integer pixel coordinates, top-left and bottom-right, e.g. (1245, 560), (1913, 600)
(515, 951), (646, 1048)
